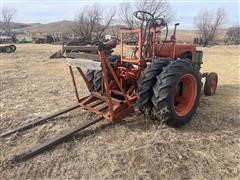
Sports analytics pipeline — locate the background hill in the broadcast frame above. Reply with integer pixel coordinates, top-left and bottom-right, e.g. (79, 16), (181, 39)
(21, 20), (73, 33)
(0, 20), (73, 33)
(1, 20), (228, 44)
(0, 22), (30, 29)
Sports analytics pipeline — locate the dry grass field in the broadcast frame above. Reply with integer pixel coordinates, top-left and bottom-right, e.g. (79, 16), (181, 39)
(0, 44), (239, 179)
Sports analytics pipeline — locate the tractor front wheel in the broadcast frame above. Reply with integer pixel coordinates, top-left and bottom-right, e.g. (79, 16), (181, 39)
(85, 69), (102, 92)
(204, 72), (218, 96)
(93, 70), (102, 92)
(152, 59), (201, 127)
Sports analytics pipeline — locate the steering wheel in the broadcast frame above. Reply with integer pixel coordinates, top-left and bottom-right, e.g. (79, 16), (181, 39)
(133, 11), (154, 21)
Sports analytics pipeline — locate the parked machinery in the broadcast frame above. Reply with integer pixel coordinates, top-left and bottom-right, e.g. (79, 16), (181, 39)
(0, 44), (16, 53)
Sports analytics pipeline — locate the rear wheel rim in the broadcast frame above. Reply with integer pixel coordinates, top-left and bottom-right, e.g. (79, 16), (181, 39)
(174, 73), (197, 117)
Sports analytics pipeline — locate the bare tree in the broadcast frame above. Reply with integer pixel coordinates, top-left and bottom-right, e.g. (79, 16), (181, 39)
(195, 8), (226, 46)
(71, 4), (115, 41)
(224, 26), (240, 45)
(96, 12), (115, 39)
(0, 7), (16, 35)
(119, 0), (174, 29)
(135, 0), (175, 22)
(119, 3), (136, 29)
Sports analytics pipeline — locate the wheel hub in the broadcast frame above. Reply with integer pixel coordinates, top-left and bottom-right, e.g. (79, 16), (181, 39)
(174, 73), (197, 117)
(210, 78), (217, 94)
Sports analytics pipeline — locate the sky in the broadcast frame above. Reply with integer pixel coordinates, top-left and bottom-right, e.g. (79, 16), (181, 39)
(1, 0), (239, 29)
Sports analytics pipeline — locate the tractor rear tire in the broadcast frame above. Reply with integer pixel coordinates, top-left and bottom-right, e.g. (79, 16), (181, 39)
(151, 59), (201, 127)
(85, 69), (102, 92)
(136, 59), (169, 115)
(204, 72), (218, 96)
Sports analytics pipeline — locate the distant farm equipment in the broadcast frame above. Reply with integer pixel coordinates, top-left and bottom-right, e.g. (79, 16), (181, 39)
(32, 33), (62, 44)
(17, 38), (32, 43)
(0, 35), (13, 44)
(0, 44), (16, 53)
(50, 37), (117, 59)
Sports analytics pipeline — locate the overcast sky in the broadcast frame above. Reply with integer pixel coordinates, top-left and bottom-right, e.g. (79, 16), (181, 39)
(1, 0), (239, 29)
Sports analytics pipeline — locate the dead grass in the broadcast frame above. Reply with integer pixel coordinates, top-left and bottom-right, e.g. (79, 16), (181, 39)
(0, 44), (239, 179)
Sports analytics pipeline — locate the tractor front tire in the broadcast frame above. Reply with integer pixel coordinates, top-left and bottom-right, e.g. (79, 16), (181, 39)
(93, 70), (102, 92)
(152, 59), (201, 127)
(204, 72), (218, 96)
(85, 69), (102, 92)
(136, 59), (169, 115)
(85, 69), (95, 90)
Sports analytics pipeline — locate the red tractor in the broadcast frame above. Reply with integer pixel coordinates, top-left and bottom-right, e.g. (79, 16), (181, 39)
(80, 10), (218, 126)
(1, 11), (218, 161)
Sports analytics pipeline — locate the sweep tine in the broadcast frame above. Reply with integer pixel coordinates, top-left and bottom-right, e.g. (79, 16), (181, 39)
(0, 104), (80, 137)
(13, 116), (103, 162)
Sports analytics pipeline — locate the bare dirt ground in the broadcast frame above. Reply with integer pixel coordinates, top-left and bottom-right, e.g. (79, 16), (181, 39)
(0, 44), (239, 179)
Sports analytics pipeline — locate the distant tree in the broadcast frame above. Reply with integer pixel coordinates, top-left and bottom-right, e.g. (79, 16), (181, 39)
(119, 3), (136, 29)
(135, 0), (175, 22)
(71, 4), (115, 41)
(119, 0), (175, 29)
(0, 7), (16, 35)
(195, 8), (226, 46)
(224, 26), (240, 45)
(108, 26), (119, 37)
